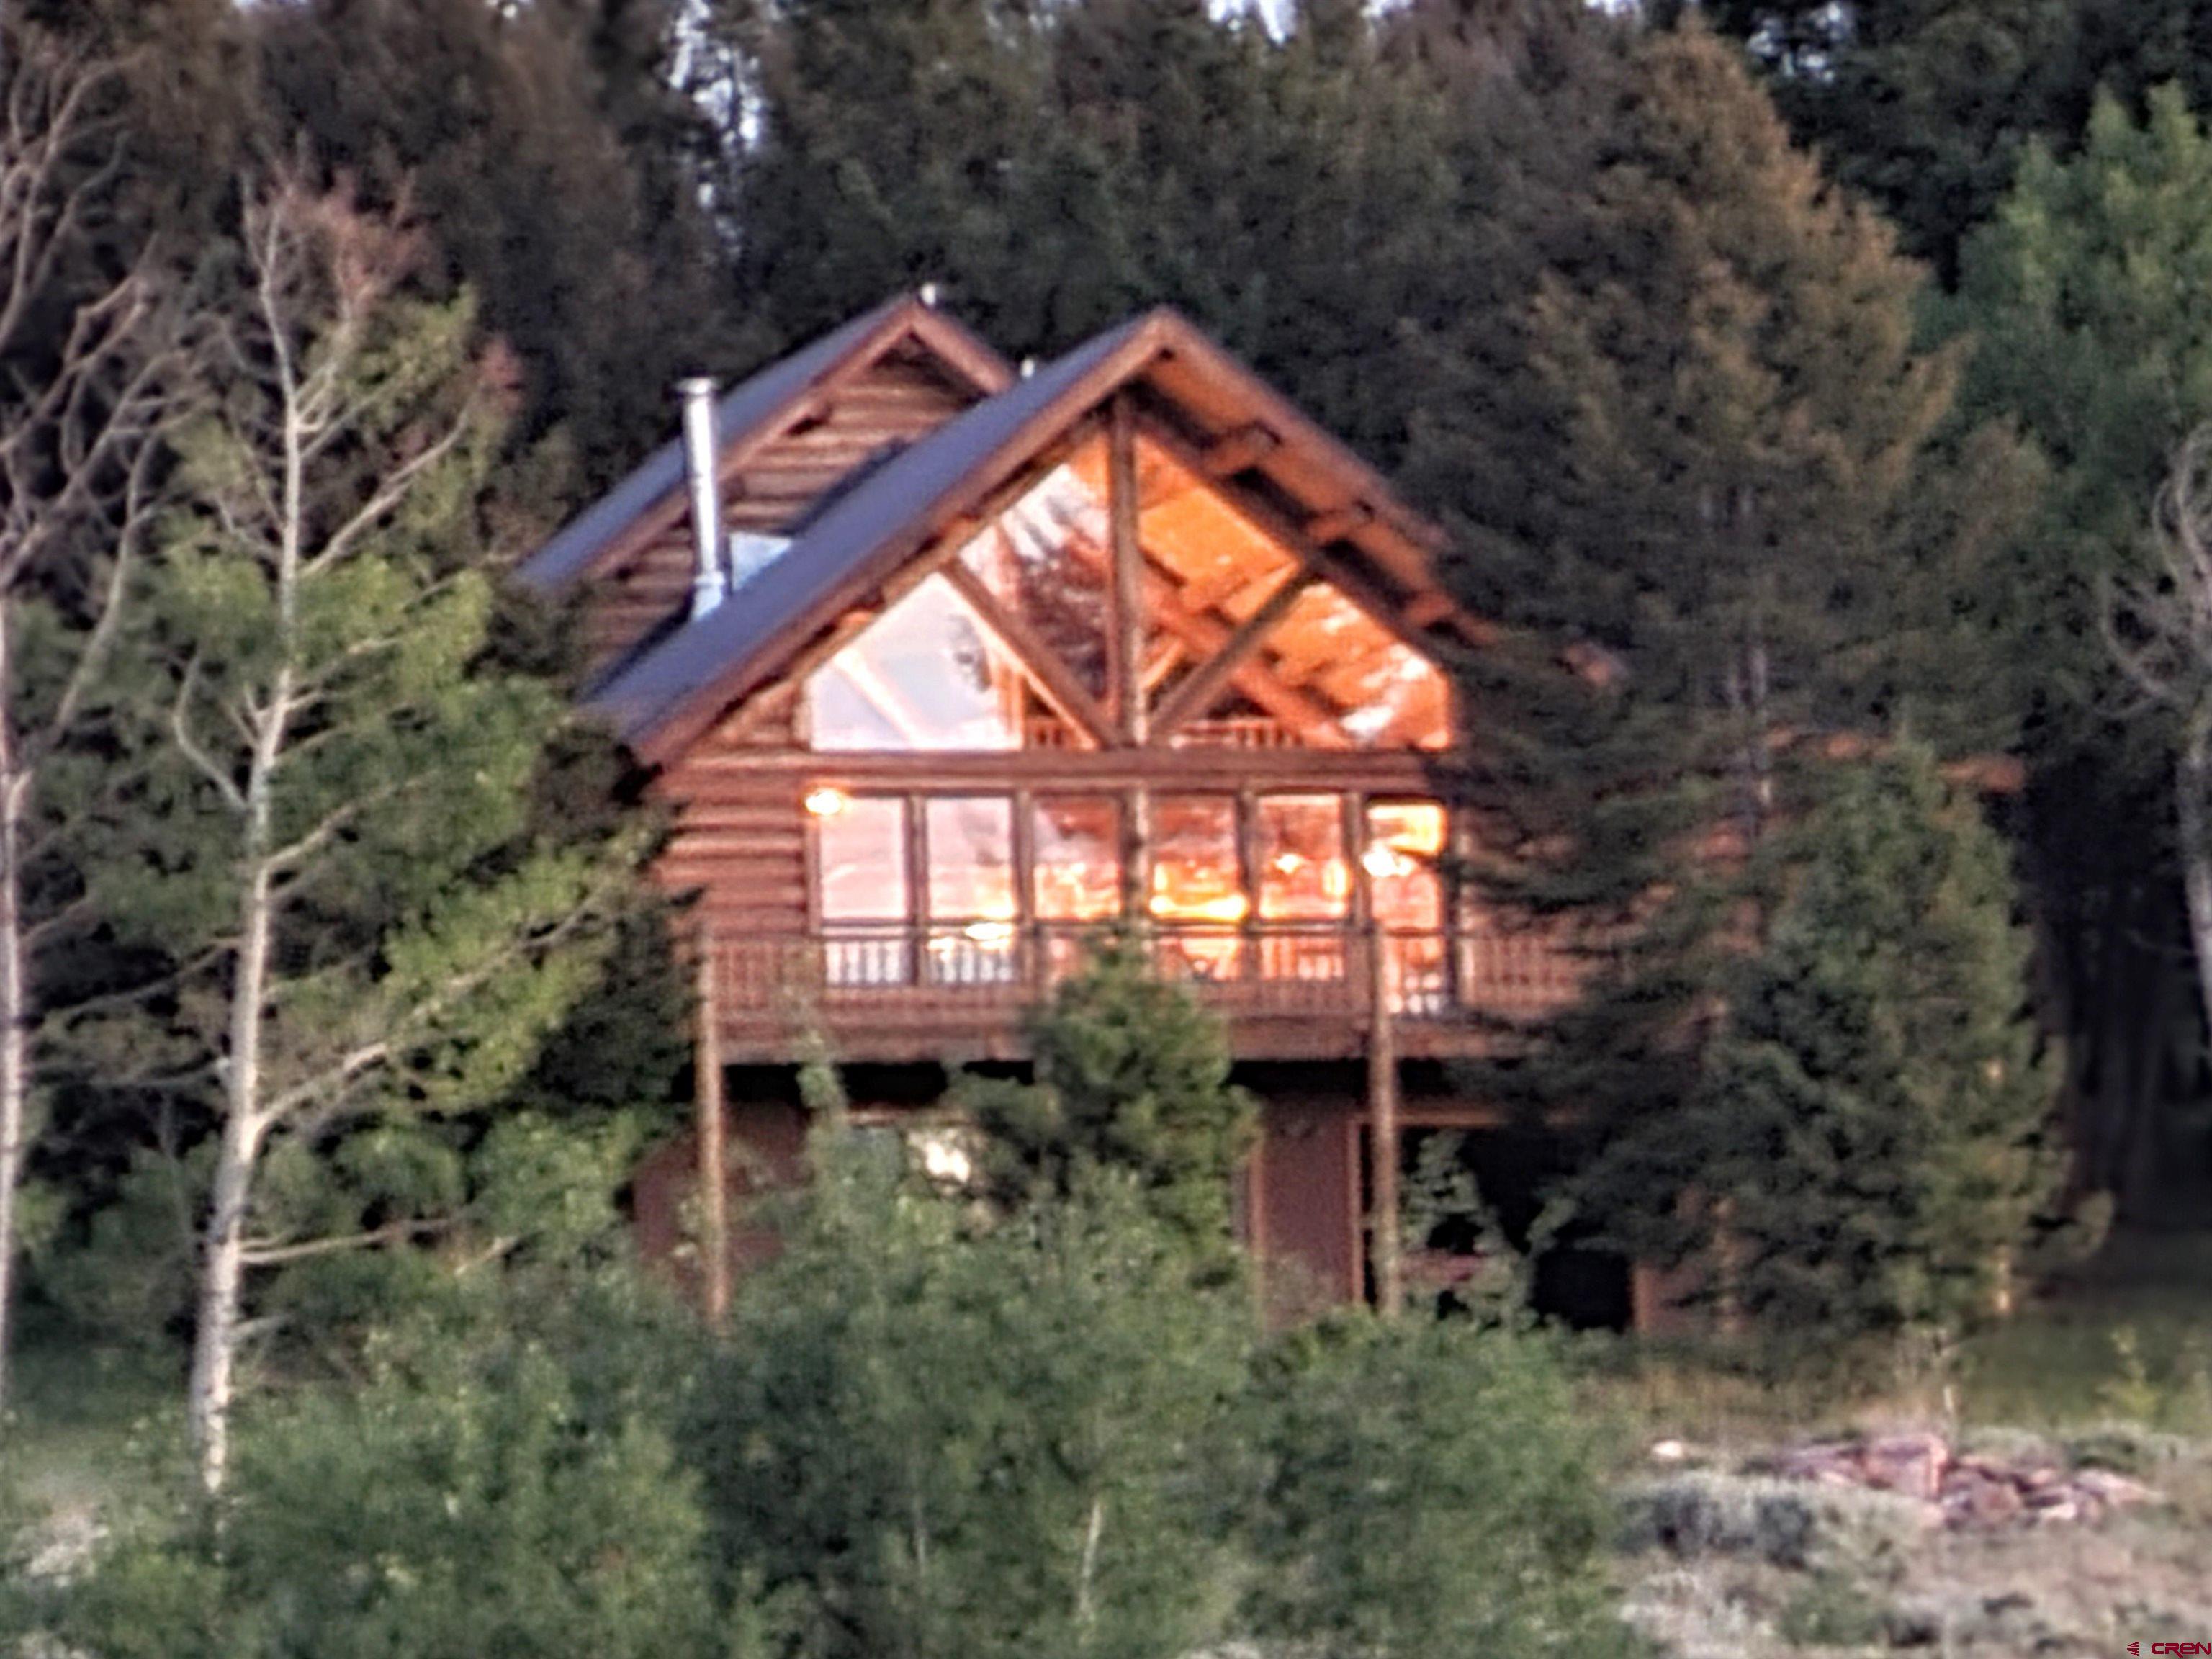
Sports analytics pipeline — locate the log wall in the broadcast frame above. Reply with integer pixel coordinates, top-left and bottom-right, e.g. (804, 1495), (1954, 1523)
(580, 347), (983, 676)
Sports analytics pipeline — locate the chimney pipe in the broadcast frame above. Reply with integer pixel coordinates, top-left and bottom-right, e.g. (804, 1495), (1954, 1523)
(678, 377), (727, 620)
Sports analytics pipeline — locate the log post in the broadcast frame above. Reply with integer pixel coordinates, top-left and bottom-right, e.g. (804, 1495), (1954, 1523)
(1109, 395), (1151, 936)
(1367, 921), (1403, 1317)
(1109, 393), (1146, 747)
(695, 930), (730, 1328)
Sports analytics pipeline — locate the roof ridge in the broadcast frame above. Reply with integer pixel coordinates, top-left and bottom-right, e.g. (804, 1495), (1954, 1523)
(513, 293), (1008, 593)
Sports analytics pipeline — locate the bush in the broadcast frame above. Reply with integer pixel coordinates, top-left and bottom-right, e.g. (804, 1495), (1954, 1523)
(963, 936), (1256, 1259)
(1241, 1317), (1624, 1659)
(23, 1272), (716, 1659)
(695, 1128), (1253, 1659)
(1617, 1471), (1928, 1573)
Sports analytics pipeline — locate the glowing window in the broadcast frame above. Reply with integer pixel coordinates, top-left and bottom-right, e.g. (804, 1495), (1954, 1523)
(958, 449), (1112, 701)
(925, 795), (1017, 984)
(1033, 796), (1122, 922)
(807, 575), (1029, 751)
(1364, 801), (1446, 931)
(1269, 584), (1451, 750)
(925, 796), (1017, 922)
(1257, 795), (1349, 920)
(818, 796), (908, 920)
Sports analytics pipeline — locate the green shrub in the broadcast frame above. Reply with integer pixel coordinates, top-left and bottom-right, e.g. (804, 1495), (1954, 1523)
(696, 1130), (1252, 1659)
(1241, 1317), (1623, 1659)
(26, 1274), (716, 1659)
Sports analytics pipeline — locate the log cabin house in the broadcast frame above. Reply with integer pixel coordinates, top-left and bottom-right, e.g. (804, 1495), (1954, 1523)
(516, 292), (1605, 1316)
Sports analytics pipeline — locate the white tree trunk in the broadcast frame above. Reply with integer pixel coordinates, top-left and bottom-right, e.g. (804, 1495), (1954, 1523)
(0, 609), (28, 1437)
(186, 641), (288, 1496)
(187, 1097), (261, 1494)
(2175, 706), (2212, 1061)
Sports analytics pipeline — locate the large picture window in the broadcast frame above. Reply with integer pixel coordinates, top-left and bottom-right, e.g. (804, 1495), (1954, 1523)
(801, 429), (1456, 757)
(925, 796), (1018, 985)
(817, 795), (910, 985)
(805, 788), (1459, 1007)
(806, 575), (1032, 751)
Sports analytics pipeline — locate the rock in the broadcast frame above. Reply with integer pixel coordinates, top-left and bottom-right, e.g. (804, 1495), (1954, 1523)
(1943, 1472), (2024, 1527)
(1863, 1433), (1948, 1501)
(2073, 1467), (2156, 1507)
(1748, 1431), (2164, 1532)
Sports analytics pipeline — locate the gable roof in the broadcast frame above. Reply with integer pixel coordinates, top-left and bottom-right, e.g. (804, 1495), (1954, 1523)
(582, 305), (1480, 765)
(514, 293), (1012, 594)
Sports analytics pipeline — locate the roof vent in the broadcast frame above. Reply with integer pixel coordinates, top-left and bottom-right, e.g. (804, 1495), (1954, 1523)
(678, 377), (727, 620)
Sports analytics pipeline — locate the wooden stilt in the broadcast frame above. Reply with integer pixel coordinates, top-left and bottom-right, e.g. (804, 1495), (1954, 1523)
(696, 932), (730, 1329)
(1367, 922), (1403, 1317)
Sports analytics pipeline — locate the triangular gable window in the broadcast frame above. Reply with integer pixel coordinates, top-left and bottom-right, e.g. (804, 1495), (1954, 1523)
(804, 429), (1451, 754)
(808, 574), (1053, 751)
(955, 452), (1112, 701)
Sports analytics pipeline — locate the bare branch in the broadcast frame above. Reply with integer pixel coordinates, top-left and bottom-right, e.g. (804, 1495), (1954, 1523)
(238, 1215), (456, 1269)
(303, 408), (478, 577)
(170, 660), (248, 814)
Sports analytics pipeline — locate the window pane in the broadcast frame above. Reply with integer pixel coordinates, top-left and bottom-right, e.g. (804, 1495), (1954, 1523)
(1367, 801), (1448, 1014)
(925, 797), (1016, 921)
(818, 796), (908, 920)
(1148, 796), (1244, 924)
(1149, 795), (1245, 981)
(1033, 796), (1121, 922)
(925, 796), (1017, 986)
(1256, 793), (1349, 984)
(958, 446), (1111, 700)
(1364, 801), (1445, 931)
(1256, 795), (1349, 920)
(1269, 585), (1451, 750)
(807, 575), (1028, 751)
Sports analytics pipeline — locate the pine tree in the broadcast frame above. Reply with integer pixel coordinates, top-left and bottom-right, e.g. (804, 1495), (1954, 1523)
(1950, 84), (2212, 1207)
(1698, 0), (2212, 283)
(1954, 85), (2212, 755)
(256, 0), (727, 485)
(1425, 22), (2031, 1118)
(963, 937), (1257, 1257)
(1586, 744), (2061, 1334)
(89, 177), (636, 1493)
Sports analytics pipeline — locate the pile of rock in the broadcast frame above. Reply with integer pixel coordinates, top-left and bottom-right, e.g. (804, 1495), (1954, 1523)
(1755, 1433), (2160, 1529)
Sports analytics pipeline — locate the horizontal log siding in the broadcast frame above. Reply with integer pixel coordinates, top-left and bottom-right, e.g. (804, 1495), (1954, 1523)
(652, 778), (809, 939)
(652, 696), (809, 942)
(580, 349), (980, 676)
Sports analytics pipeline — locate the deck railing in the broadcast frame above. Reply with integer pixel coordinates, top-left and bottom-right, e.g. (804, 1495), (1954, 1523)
(710, 920), (1589, 1048)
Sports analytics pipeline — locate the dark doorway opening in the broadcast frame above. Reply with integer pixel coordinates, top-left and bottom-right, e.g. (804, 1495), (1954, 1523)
(1377, 1125), (1632, 1331)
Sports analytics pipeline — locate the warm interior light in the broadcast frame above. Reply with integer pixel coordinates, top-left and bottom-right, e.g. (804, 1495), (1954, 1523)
(1150, 890), (1249, 923)
(1362, 845), (1411, 880)
(805, 786), (850, 817)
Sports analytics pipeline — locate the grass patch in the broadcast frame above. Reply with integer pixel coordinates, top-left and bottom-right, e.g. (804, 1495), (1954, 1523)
(1957, 1230), (2212, 1431)
(2, 1319), (180, 1513)
(1578, 1228), (2212, 1456)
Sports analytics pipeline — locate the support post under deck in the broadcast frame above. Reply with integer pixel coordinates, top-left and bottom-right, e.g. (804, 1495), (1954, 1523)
(695, 933), (730, 1328)
(1367, 922), (1403, 1317)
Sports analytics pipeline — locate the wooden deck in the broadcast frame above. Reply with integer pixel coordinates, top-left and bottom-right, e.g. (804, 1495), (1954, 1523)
(708, 922), (1590, 1062)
